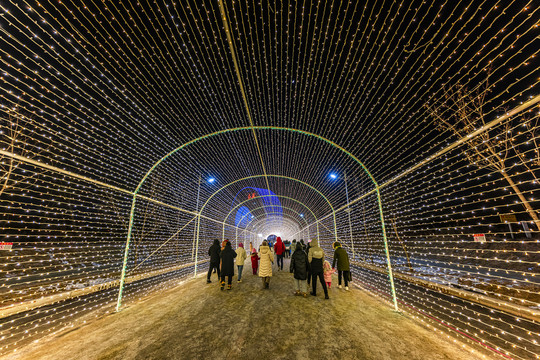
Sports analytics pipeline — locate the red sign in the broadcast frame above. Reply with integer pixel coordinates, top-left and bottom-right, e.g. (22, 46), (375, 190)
(473, 234), (486, 243)
(248, 193), (257, 199)
(0, 242), (13, 250)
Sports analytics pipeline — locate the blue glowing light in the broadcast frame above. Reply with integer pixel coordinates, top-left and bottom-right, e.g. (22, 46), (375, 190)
(329, 173), (337, 179)
(207, 177), (216, 183)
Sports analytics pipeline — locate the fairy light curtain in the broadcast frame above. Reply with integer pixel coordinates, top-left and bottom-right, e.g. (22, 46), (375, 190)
(0, 0), (538, 358)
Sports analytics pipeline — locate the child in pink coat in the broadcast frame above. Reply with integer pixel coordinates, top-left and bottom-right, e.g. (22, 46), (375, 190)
(323, 260), (336, 289)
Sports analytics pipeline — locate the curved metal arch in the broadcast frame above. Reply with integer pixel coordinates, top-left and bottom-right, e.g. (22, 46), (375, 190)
(222, 193), (320, 241)
(193, 174), (337, 276)
(233, 205), (312, 247)
(117, 126), (396, 312)
(229, 186), (277, 220)
(247, 217), (302, 243)
(230, 197), (317, 244)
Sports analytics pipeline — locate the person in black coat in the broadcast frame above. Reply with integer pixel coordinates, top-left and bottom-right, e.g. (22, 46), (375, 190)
(207, 239), (221, 283)
(332, 241), (351, 290)
(290, 242), (309, 297)
(305, 241), (312, 285)
(219, 241), (237, 290)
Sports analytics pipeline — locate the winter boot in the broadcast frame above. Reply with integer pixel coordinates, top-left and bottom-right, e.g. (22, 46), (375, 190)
(227, 284), (232, 290)
(207, 279), (211, 284)
(303, 292), (308, 298)
(220, 281), (225, 290)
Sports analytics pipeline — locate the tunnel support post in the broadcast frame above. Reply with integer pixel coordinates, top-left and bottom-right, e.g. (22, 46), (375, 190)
(191, 175), (202, 261)
(116, 194), (138, 312)
(194, 209), (201, 277)
(376, 187), (398, 312)
(344, 171), (355, 259)
(332, 211), (339, 244)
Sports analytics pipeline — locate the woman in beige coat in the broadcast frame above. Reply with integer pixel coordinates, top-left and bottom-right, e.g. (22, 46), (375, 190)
(235, 243), (247, 282)
(258, 241), (274, 289)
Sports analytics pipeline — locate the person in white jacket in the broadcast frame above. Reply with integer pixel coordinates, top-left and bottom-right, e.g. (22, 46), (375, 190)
(236, 243), (248, 282)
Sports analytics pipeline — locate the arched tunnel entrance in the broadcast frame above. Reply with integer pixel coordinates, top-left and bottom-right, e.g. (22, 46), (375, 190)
(116, 127), (398, 313)
(0, 1), (539, 359)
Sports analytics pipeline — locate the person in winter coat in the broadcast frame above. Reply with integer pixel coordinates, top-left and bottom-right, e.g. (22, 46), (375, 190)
(236, 242), (247, 282)
(274, 237), (286, 270)
(207, 239), (221, 283)
(284, 240), (291, 258)
(305, 241), (312, 285)
(300, 239), (306, 251)
(290, 242), (309, 297)
(323, 260), (336, 289)
(291, 239), (297, 257)
(219, 241), (237, 290)
(308, 239), (329, 299)
(332, 241), (351, 290)
(258, 240), (274, 289)
(250, 248), (259, 275)
(221, 239), (230, 251)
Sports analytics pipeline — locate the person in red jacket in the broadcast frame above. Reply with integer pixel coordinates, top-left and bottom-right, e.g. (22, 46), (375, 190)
(274, 237), (286, 270)
(250, 248), (259, 275)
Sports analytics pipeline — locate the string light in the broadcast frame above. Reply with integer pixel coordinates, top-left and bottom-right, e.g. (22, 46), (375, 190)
(0, 1), (538, 359)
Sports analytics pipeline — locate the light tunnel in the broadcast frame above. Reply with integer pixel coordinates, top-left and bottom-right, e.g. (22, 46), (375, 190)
(0, 1), (539, 359)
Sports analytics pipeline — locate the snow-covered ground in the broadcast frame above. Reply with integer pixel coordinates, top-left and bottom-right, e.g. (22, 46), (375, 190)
(7, 259), (485, 360)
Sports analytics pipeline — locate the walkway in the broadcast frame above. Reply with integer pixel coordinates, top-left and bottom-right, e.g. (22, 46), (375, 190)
(10, 259), (482, 360)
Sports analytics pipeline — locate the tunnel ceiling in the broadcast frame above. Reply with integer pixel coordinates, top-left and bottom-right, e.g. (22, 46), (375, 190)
(0, 0), (537, 227)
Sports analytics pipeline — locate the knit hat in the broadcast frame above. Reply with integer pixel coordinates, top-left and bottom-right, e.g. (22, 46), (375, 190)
(239, 242), (244, 248)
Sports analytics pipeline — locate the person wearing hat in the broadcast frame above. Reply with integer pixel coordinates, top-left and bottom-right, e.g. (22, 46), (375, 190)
(332, 241), (351, 290)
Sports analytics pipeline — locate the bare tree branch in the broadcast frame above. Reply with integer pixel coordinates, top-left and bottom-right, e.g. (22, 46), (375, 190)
(426, 80), (540, 232)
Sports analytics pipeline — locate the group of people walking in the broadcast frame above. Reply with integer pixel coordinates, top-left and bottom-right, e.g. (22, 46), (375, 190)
(207, 237), (350, 298)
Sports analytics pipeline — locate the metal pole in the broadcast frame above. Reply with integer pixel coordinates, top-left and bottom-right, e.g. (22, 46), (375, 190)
(116, 194), (138, 312)
(376, 187), (398, 312)
(344, 171), (355, 259)
(193, 175), (201, 277)
(191, 175), (202, 262)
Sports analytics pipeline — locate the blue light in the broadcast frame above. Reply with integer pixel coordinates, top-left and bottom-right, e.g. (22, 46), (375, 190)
(329, 173), (337, 180)
(207, 177), (216, 183)
(300, 213), (304, 217)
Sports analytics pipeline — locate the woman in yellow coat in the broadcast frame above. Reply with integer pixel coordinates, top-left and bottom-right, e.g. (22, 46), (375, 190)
(258, 241), (274, 289)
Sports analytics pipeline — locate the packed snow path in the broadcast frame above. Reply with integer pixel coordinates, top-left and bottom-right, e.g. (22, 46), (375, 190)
(10, 259), (482, 360)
